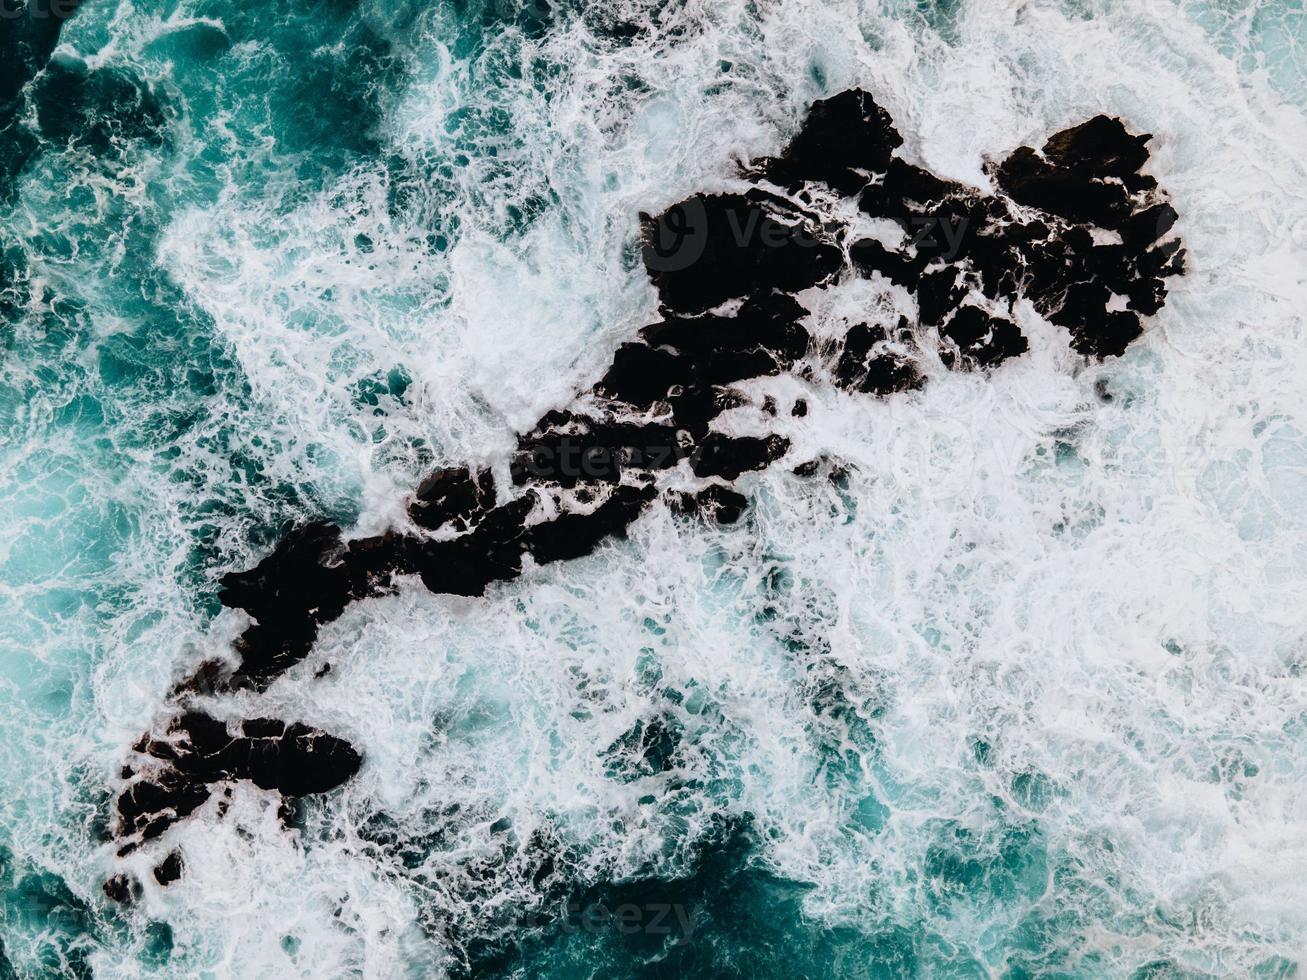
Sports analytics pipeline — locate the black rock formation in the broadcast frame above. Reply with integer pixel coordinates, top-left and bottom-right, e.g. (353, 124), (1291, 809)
(114, 712), (361, 854)
(153, 850), (183, 887)
(107, 88), (1184, 888)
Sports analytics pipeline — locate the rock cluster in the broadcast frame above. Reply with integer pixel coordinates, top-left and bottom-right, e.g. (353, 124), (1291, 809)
(106, 89), (1184, 893)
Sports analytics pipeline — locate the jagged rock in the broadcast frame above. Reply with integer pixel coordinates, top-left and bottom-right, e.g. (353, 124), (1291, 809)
(692, 433), (789, 481)
(217, 522), (349, 626)
(849, 236), (925, 288)
(152, 851), (183, 886)
(528, 485), (656, 564)
(640, 294), (811, 362)
(513, 414), (690, 488)
(940, 306), (1029, 368)
(696, 484), (749, 524)
(102, 874), (139, 905)
(641, 191), (842, 314)
(409, 466), (495, 531)
(1042, 114), (1151, 179)
(757, 89), (904, 194)
(598, 343), (693, 406)
(834, 320), (924, 395)
(916, 266), (967, 327)
(114, 713), (362, 851)
(859, 158), (965, 222)
(414, 492), (537, 596)
(668, 483), (749, 524)
(994, 116), (1151, 230)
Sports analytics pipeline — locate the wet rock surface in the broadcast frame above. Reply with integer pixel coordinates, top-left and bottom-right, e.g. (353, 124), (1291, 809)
(114, 712), (362, 853)
(107, 88), (1184, 888)
(152, 851), (183, 887)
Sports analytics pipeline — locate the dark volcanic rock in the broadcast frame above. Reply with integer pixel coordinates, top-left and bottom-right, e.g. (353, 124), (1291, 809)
(528, 484), (656, 564)
(997, 144), (1133, 228)
(641, 293), (810, 361)
(110, 87), (1185, 859)
(102, 874), (139, 905)
(849, 235), (924, 288)
(995, 116), (1151, 230)
(414, 492), (537, 596)
(692, 433), (789, 481)
(885, 158), (964, 210)
(844, 105), (1181, 367)
(599, 343), (693, 405)
(916, 266), (966, 327)
(153, 850), (183, 886)
(1042, 114), (1151, 180)
(757, 89), (904, 194)
(217, 522), (349, 626)
(410, 466), (495, 532)
(696, 483), (749, 524)
(217, 524), (417, 690)
(834, 320), (924, 395)
(641, 191), (842, 314)
(668, 483), (750, 525)
(940, 306), (1029, 368)
(115, 713), (361, 851)
(513, 413), (690, 488)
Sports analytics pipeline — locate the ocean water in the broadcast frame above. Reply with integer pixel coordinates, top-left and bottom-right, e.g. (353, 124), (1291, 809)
(0, 0), (1305, 976)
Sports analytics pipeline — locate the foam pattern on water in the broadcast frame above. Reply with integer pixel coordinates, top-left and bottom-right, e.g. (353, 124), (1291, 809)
(1, 0), (1305, 976)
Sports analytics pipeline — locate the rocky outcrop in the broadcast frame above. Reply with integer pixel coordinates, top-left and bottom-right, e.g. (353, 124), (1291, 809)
(106, 88), (1184, 890)
(114, 712), (361, 854)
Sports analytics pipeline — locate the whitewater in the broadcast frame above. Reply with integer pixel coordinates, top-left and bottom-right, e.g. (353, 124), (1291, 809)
(0, 0), (1305, 976)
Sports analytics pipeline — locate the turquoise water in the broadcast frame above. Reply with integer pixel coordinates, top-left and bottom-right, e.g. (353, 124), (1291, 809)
(2, 0), (1307, 976)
